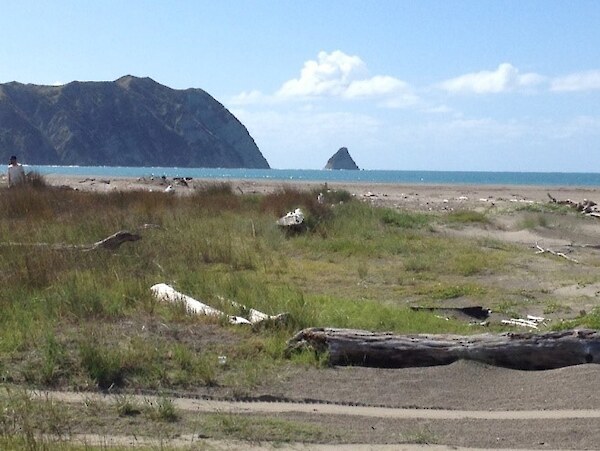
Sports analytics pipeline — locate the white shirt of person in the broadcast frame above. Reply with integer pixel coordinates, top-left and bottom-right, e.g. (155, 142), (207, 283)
(8, 163), (25, 187)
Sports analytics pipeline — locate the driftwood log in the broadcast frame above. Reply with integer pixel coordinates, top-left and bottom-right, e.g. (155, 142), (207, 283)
(286, 327), (600, 370)
(534, 243), (579, 263)
(91, 231), (141, 250)
(0, 230), (140, 251)
(151, 283), (251, 325)
(547, 192), (600, 217)
(151, 283), (288, 327)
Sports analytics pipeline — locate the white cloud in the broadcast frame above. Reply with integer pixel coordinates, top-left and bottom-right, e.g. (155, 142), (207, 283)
(344, 75), (405, 98)
(232, 50), (418, 108)
(344, 75), (419, 108)
(551, 70), (600, 92)
(439, 63), (544, 94)
(276, 50), (367, 98)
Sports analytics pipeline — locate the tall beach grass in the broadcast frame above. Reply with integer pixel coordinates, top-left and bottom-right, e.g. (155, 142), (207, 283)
(0, 178), (542, 395)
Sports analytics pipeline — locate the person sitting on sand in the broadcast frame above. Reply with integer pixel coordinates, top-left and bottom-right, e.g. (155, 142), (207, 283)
(8, 155), (25, 188)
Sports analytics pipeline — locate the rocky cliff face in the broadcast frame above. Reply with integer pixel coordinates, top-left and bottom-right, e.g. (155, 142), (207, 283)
(0, 76), (269, 168)
(324, 147), (359, 170)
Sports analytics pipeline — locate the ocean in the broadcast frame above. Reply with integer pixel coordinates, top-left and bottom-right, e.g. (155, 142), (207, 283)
(26, 165), (600, 187)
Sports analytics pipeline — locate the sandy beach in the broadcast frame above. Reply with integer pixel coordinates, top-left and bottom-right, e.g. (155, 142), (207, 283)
(40, 173), (600, 213)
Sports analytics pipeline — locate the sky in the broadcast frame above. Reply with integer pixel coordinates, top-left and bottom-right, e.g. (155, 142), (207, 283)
(1, 1), (600, 171)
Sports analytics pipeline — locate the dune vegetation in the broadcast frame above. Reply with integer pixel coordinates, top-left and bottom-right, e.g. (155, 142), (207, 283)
(1, 175), (599, 447)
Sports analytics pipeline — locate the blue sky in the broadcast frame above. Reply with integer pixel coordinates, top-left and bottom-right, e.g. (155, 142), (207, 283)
(2, 1), (600, 171)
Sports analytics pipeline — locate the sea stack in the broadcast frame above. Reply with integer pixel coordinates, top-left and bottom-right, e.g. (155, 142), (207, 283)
(324, 147), (359, 170)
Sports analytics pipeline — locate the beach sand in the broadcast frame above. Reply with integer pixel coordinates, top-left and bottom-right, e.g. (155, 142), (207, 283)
(42, 173), (600, 212)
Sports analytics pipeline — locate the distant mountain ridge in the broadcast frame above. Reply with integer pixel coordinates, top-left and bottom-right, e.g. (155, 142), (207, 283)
(0, 76), (270, 168)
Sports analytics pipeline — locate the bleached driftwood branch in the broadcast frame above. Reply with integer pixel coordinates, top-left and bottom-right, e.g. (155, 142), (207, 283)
(501, 315), (546, 329)
(535, 243), (579, 263)
(217, 296), (289, 325)
(286, 327), (600, 370)
(0, 230), (140, 251)
(151, 283), (250, 325)
(151, 283), (288, 326)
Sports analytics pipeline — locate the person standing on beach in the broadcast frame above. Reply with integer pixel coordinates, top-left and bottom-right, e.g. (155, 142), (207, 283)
(7, 155), (25, 188)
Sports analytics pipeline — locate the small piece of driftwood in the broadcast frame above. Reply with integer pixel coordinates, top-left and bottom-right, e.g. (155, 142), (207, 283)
(410, 306), (490, 320)
(217, 296), (289, 325)
(501, 315), (545, 329)
(535, 243), (579, 263)
(286, 327), (600, 370)
(151, 283), (288, 326)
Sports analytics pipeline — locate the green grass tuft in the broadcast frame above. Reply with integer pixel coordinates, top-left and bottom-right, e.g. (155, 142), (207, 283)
(446, 210), (489, 224)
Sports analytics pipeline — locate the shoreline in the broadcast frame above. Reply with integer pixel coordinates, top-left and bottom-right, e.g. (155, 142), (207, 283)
(41, 174), (600, 212)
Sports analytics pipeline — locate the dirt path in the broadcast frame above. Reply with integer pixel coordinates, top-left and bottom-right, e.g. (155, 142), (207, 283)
(33, 390), (600, 421)
(49, 434), (592, 451)
(24, 389), (600, 450)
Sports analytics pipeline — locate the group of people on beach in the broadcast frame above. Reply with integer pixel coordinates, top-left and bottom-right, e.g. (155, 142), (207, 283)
(6, 155), (25, 188)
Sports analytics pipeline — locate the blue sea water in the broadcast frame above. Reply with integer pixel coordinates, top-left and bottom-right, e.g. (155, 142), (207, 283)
(26, 165), (600, 187)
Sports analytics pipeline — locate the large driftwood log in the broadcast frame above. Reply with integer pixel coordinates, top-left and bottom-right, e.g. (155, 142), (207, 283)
(286, 327), (600, 370)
